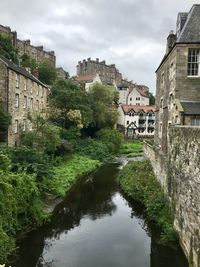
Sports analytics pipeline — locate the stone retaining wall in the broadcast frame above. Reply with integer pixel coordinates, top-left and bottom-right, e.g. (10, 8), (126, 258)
(144, 127), (200, 267)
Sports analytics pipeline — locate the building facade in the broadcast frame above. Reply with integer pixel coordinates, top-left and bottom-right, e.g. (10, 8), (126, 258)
(76, 58), (123, 86)
(155, 5), (200, 152)
(118, 105), (156, 137)
(0, 56), (49, 146)
(0, 24), (56, 66)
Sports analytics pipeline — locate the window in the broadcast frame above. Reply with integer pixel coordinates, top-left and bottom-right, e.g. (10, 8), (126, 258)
(188, 49), (200, 76)
(130, 97), (132, 101)
(14, 120), (18, 133)
(16, 74), (19, 88)
(127, 121), (129, 125)
(24, 79), (27, 91)
(136, 97), (140, 101)
(15, 94), (19, 108)
(160, 99), (163, 108)
(36, 100), (39, 111)
(23, 96), (27, 109)
(30, 98), (33, 110)
(37, 85), (39, 96)
(23, 119), (26, 131)
(192, 118), (200, 126)
(41, 87), (44, 97)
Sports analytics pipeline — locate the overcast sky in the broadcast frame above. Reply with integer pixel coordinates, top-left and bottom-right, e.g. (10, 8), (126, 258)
(0, 0), (199, 93)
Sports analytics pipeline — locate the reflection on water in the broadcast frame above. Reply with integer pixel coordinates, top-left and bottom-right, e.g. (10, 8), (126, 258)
(12, 163), (188, 267)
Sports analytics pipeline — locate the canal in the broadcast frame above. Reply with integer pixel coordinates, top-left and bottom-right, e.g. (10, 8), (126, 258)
(13, 161), (188, 267)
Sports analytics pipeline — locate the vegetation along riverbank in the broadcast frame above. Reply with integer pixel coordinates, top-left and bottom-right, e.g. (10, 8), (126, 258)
(118, 160), (178, 245)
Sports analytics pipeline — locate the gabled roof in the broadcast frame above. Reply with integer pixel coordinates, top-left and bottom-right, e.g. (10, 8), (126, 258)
(121, 104), (156, 114)
(180, 101), (200, 115)
(177, 5), (200, 43)
(128, 86), (149, 98)
(0, 56), (47, 87)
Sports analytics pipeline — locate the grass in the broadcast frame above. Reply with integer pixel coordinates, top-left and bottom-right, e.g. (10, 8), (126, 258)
(119, 141), (143, 157)
(118, 160), (178, 245)
(42, 155), (101, 197)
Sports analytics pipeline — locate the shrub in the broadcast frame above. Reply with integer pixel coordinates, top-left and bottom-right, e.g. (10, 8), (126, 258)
(118, 160), (178, 244)
(74, 138), (110, 161)
(96, 128), (123, 154)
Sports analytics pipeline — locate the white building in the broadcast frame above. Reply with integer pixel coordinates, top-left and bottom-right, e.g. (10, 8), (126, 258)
(118, 104), (156, 137)
(76, 73), (102, 92)
(117, 84), (129, 105)
(127, 87), (149, 106)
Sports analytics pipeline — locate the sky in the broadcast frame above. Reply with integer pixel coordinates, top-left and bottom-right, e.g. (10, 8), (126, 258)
(0, 0), (199, 93)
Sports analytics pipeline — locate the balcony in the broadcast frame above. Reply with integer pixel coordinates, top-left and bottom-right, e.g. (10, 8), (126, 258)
(138, 123), (146, 128)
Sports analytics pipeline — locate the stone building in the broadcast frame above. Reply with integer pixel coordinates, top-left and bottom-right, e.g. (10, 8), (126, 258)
(0, 56), (49, 146)
(118, 105), (156, 137)
(76, 58), (123, 86)
(155, 4), (200, 152)
(75, 73), (102, 92)
(0, 24), (56, 66)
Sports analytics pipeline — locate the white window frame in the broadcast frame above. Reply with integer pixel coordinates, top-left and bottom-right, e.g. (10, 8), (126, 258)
(15, 94), (19, 108)
(187, 49), (200, 77)
(23, 96), (27, 109)
(14, 120), (18, 133)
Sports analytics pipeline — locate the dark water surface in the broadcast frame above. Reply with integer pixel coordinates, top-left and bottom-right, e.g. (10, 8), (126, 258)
(13, 162), (188, 267)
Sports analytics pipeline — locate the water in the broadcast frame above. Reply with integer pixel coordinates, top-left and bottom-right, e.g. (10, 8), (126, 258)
(12, 162), (188, 267)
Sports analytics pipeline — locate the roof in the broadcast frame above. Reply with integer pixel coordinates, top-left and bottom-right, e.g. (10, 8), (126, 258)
(0, 56), (47, 87)
(128, 87), (149, 98)
(177, 5), (200, 43)
(180, 101), (200, 115)
(76, 74), (95, 82)
(121, 104), (156, 114)
(156, 5), (200, 72)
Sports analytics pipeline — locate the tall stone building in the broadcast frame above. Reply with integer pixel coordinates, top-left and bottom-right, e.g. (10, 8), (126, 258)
(76, 58), (123, 85)
(0, 56), (49, 146)
(0, 24), (56, 66)
(155, 5), (200, 153)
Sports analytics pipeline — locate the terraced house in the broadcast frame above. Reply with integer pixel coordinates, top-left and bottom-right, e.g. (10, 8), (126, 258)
(0, 56), (49, 146)
(155, 4), (200, 152)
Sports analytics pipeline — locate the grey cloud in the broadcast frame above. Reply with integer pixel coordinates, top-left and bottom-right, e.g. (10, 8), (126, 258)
(0, 0), (194, 93)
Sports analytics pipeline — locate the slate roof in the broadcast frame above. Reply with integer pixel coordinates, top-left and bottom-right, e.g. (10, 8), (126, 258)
(177, 5), (200, 43)
(0, 56), (47, 87)
(181, 101), (200, 115)
(121, 104), (156, 114)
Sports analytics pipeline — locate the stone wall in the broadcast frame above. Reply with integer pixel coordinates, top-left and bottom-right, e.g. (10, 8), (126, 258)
(144, 126), (200, 267)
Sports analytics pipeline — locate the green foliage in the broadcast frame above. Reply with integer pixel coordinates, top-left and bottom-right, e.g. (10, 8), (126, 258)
(0, 105), (11, 134)
(0, 151), (11, 171)
(149, 92), (155, 105)
(21, 114), (61, 154)
(96, 128), (123, 154)
(9, 146), (53, 182)
(38, 59), (57, 85)
(43, 155), (100, 197)
(89, 83), (119, 130)
(0, 170), (46, 262)
(20, 54), (37, 71)
(119, 141), (143, 157)
(50, 79), (93, 129)
(0, 34), (18, 64)
(74, 138), (110, 161)
(118, 160), (178, 244)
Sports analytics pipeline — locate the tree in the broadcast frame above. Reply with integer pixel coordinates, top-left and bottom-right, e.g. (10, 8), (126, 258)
(0, 105), (11, 142)
(0, 34), (18, 64)
(49, 79), (93, 130)
(20, 54), (37, 71)
(149, 92), (155, 105)
(89, 83), (119, 131)
(38, 59), (57, 85)
(21, 114), (61, 154)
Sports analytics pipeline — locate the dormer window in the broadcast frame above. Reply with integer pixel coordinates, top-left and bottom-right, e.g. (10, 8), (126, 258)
(188, 49), (200, 76)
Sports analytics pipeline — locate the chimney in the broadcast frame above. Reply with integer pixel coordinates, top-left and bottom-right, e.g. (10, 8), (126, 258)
(96, 58), (99, 62)
(166, 31), (176, 54)
(87, 57), (91, 61)
(25, 39), (31, 45)
(32, 69), (39, 79)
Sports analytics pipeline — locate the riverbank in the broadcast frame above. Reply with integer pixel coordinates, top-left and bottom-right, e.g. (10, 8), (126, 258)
(0, 153), (100, 263)
(118, 160), (178, 245)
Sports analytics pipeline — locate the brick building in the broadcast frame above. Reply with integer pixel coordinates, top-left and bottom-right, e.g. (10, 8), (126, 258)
(0, 24), (56, 66)
(0, 56), (49, 146)
(155, 5), (200, 152)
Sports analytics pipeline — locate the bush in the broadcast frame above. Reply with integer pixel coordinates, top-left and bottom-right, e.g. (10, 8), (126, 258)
(118, 160), (178, 244)
(9, 147), (53, 182)
(74, 138), (110, 161)
(96, 128), (123, 154)
(0, 170), (46, 262)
